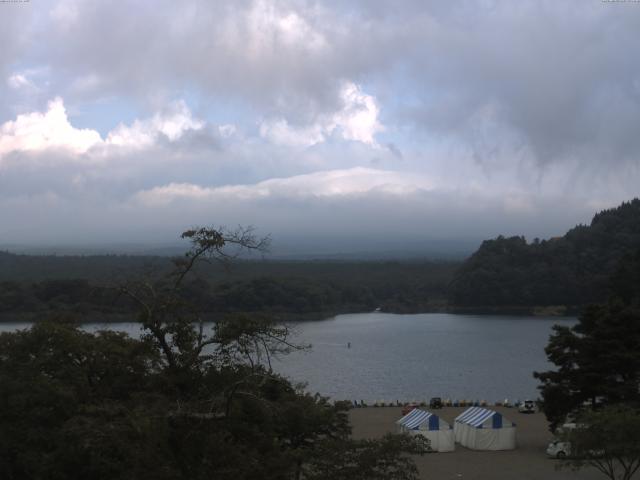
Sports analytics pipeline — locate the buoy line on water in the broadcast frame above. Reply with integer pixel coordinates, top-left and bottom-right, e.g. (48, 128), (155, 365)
(345, 398), (534, 408)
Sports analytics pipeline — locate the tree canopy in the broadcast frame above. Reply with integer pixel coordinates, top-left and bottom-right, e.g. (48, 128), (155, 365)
(0, 226), (427, 480)
(450, 199), (640, 308)
(560, 405), (640, 480)
(534, 249), (640, 431)
(0, 256), (456, 320)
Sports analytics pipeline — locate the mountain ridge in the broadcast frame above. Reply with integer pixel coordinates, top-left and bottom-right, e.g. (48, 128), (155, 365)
(449, 198), (640, 308)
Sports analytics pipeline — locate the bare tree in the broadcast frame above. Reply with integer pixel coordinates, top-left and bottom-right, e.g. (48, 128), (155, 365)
(120, 226), (273, 370)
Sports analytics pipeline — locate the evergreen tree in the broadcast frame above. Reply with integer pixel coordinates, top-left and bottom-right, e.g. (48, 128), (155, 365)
(534, 249), (640, 430)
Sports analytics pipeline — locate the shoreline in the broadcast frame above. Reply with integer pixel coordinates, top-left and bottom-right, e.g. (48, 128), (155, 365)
(0, 306), (580, 324)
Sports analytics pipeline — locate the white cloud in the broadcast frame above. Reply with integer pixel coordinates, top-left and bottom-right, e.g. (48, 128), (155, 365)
(244, 0), (328, 54)
(334, 82), (383, 144)
(0, 97), (101, 157)
(260, 82), (383, 147)
(218, 124), (237, 138)
(135, 167), (431, 206)
(0, 98), (207, 159)
(7, 74), (33, 90)
(106, 100), (204, 148)
(4, 67), (49, 98)
(259, 119), (325, 148)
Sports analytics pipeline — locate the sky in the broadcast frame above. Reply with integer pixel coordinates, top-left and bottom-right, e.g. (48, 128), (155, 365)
(1, 0), (639, 255)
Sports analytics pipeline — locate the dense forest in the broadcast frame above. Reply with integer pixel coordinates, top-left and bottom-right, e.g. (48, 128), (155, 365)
(450, 199), (640, 308)
(0, 254), (457, 321)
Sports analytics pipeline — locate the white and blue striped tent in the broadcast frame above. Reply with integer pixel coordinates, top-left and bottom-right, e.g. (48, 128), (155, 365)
(396, 409), (454, 452)
(454, 407), (516, 450)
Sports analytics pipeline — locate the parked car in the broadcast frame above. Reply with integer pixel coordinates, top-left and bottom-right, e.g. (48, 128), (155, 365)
(546, 439), (604, 459)
(518, 399), (536, 414)
(429, 397), (443, 409)
(401, 403), (419, 416)
(546, 439), (571, 458)
(546, 423), (602, 459)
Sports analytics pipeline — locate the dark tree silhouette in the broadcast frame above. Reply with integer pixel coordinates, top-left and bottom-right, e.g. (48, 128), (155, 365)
(0, 226), (428, 480)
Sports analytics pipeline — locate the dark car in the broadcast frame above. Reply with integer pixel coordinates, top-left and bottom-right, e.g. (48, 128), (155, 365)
(429, 397), (443, 409)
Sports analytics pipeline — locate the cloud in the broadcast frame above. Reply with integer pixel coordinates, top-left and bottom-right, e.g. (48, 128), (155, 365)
(49, 0), (80, 28)
(218, 124), (237, 138)
(0, 92), (637, 250)
(37, 0), (346, 116)
(0, 97), (101, 157)
(0, 7), (31, 76)
(0, 96), (381, 203)
(106, 100), (204, 148)
(134, 167), (432, 206)
(260, 82), (383, 147)
(333, 83), (383, 145)
(7, 74), (34, 90)
(0, 97), (207, 161)
(398, 1), (640, 167)
(22, 0), (637, 171)
(259, 119), (325, 148)
(0, 1), (639, 250)
(0, 158), (599, 248)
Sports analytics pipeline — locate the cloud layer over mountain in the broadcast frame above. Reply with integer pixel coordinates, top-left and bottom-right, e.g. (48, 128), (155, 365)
(1, 0), (639, 252)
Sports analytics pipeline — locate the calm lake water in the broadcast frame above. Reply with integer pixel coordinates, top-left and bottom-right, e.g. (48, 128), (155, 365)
(0, 313), (574, 403)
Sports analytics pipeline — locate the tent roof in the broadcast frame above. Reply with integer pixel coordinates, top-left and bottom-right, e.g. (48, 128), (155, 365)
(396, 408), (445, 430)
(455, 407), (507, 428)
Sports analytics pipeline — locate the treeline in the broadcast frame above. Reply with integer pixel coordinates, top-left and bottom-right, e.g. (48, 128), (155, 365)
(0, 279), (131, 317)
(450, 199), (640, 308)
(0, 251), (169, 282)
(0, 259), (458, 320)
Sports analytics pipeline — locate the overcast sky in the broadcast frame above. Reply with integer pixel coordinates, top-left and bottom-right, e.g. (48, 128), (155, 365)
(1, 0), (639, 254)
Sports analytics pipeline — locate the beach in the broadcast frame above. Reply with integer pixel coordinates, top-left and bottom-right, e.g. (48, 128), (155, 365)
(349, 406), (603, 480)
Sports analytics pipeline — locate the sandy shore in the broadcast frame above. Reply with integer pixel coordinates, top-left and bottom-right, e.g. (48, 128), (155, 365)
(349, 406), (603, 480)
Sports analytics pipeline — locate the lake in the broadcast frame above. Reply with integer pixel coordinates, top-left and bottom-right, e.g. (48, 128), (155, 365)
(0, 313), (573, 404)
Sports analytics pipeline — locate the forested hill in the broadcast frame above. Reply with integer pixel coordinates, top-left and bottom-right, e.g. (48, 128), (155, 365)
(0, 253), (458, 320)
(449, 199), (640, 308)
(0, 251), (171, 282)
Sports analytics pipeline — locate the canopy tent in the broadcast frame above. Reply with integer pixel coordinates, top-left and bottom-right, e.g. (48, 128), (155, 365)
(454, 407), (516, 450)
(396, 408), (455, 452)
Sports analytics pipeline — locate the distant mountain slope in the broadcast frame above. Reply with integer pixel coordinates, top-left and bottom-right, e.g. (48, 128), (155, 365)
(449, 199), (640, 307)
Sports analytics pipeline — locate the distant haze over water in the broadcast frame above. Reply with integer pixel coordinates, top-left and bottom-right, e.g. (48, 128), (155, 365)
(0, 236), (481, 260)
